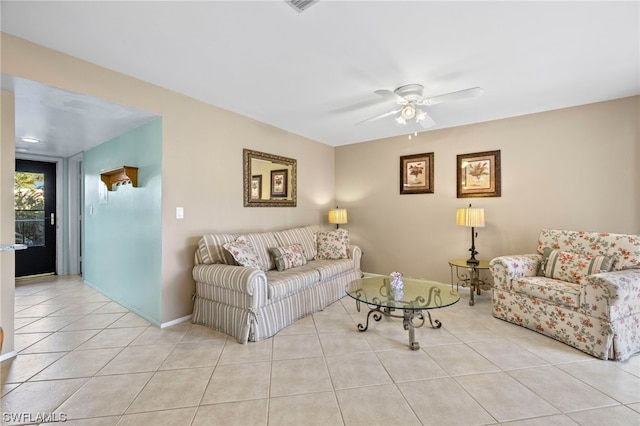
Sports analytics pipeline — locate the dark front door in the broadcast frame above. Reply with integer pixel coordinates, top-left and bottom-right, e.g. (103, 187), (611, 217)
(15, 159), (57, 277)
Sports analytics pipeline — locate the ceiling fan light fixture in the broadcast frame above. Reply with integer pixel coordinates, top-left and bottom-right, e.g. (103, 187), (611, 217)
(400, 105), (416, 120)
(357, 83), (483, 129)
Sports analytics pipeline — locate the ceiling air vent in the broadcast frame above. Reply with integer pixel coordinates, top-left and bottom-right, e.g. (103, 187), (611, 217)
(284, 0), (319, 13)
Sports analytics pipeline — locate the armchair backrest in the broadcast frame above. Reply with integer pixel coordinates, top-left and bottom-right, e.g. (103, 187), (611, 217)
(537, 229), (640, 271)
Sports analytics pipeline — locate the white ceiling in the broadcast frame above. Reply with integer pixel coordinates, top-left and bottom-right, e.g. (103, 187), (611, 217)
(2, 1), (639, 156)
(2, 75), (159, 157)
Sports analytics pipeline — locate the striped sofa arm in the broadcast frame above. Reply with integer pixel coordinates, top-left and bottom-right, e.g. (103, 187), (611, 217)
(348, 245), (363, 271)
(192, 264), (268, 310)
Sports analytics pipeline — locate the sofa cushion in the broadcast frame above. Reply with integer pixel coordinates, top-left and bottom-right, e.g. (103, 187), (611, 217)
(317, 229), (350, 260)
(543, 248), (613, 284)
(273, 226), (318, 261)
(243, 232), (279, 271)
(309, 258), (356, 281)
(269, 244), (307, 272)
(265, 265), (321, 301)
(198, 234), (237, 265)
(537, 229), (640, 271)
(223, 236), (261, 269)
(513, 276), (581, 309)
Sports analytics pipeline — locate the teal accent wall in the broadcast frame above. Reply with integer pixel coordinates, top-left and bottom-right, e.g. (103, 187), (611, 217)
(83, 119), (162, 324)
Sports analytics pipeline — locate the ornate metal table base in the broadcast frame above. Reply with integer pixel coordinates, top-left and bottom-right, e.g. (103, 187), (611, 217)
(355, 300), (442, 350)
(449, 259), (491, 306)
(347, 276), (459, 351)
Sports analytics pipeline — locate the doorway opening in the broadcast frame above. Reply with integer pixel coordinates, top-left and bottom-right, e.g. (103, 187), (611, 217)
(15, 159), (56, 277)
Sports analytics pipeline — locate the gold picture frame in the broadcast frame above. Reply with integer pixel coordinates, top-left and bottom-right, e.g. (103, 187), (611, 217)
(400, 152), (434, 194)
(270, 169), (288, 198)
(457, 150), (501, 198)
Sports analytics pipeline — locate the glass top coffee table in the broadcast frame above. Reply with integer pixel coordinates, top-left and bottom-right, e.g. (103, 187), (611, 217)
(346, 275), (460, 350)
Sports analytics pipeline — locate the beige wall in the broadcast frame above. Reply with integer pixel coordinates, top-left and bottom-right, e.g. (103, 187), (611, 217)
(336, 96), (639, 283)
(1, 90), (16, 357)
(1, 34), (336, 325)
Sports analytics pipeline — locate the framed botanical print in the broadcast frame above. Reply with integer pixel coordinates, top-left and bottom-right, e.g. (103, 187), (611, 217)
(457, 150), (501, 198)
(270, 169), (288, 198)
(400, 152), (434, 194)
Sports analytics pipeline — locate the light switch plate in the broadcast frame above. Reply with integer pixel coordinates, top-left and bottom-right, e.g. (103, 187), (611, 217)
(176, 207), (184, 219)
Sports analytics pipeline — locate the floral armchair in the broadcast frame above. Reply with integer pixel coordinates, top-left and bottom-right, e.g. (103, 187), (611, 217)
(490, 229), (640, 361)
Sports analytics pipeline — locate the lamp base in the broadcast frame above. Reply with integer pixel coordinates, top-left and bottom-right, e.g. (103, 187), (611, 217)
(466, 227), (480, 266)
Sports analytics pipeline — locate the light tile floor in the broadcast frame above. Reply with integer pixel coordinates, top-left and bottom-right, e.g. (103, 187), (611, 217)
(1, 275), (639, 425)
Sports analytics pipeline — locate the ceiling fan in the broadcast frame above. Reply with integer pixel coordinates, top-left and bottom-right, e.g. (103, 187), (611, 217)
(355, 84), (483, 128)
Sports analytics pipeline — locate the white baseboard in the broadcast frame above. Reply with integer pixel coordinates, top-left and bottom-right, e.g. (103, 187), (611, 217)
(0, 350), (17, 362)
(161, 314), (192, 329)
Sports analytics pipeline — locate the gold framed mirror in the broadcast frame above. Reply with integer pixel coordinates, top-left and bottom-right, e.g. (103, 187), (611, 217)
(243, 149), (297, 207)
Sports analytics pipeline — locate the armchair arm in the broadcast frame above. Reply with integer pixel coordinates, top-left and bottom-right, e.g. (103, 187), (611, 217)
(192, 263), (268, 310)
(489, 254), (542, 290)
(581, 269), (640, 321)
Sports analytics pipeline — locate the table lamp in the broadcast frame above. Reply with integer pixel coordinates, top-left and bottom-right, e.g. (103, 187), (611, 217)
(328, 207), (348, 229)
(456, 203), (485, 265)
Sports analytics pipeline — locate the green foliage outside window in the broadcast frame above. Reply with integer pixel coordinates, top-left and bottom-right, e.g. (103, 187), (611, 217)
(15, 172), (45, 246)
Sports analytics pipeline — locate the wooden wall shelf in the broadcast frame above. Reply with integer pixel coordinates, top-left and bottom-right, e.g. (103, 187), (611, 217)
(100, 166), (138, 191)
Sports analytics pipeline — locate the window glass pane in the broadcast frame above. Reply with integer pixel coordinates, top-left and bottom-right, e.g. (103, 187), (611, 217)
(15, 172), (45, 247)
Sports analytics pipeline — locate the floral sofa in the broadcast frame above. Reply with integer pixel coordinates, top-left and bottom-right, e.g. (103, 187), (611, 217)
(490, 229), (640, 361)
(192, 225), (362, 343)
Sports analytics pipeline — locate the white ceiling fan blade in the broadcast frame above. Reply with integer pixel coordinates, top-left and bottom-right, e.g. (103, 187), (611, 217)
(374, 89), (408, 104)
(355, 108), (401, 126)
(422, 87), (484, 106)
(417, 114), (436, 129)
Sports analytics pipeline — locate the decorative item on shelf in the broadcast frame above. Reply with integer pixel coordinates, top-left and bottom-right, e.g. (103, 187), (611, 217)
(390, 271), (404, 301)
(328, 207), (348, 229)
(456, 203), (485, 265)
(99, 166), (138, 191)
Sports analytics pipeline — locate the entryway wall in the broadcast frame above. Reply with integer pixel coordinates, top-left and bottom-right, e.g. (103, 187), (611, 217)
(82, 119), (162, 325)
(1, 89), (17, 360)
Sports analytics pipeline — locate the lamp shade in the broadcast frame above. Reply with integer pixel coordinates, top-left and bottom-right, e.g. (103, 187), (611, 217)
(456, 205), (485, 227)
(328, 208), (348, 225)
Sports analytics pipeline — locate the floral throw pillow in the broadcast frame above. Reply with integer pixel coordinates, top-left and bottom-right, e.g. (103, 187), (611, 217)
(316, 229), (350, 260)
(269, 244), (307, 272)
(542, 247), (613, 284)
(223, 236), (261, 269)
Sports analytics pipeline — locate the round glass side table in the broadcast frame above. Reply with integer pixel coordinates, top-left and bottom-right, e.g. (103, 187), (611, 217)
(448, 259), (491, 306)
